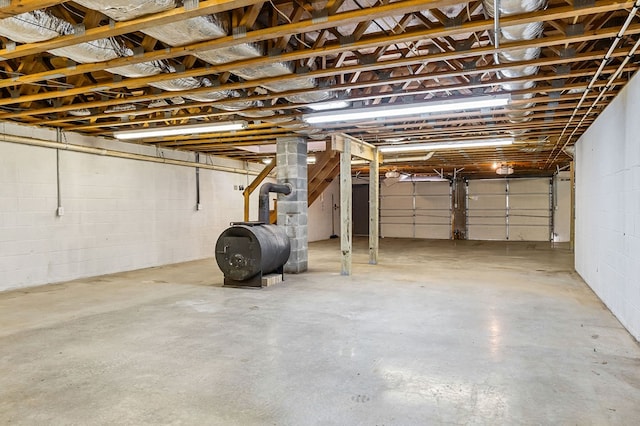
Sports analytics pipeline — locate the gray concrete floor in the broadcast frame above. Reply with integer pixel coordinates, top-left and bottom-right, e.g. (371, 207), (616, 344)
(1, 238), (640, 425)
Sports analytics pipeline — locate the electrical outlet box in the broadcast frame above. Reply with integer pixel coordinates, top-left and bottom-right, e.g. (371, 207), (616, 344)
(196, 203), (202, 211)
(57, 206), (64, 216)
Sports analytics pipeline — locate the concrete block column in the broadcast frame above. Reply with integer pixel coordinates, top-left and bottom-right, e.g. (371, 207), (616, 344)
(276, 136), (308, 273)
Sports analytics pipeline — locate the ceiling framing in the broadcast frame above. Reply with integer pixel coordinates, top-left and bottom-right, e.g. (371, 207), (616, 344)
(1, 0), (639, 178)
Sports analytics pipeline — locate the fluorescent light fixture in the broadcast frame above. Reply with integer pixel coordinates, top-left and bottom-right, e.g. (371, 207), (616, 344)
(383, 152), (434, 163)
(307, 100), (351, 111)
(379, 138), (514, 153)
(113, 121), (247, 140)
(399, 174), (449, 182)
(303, 95), (510, 124)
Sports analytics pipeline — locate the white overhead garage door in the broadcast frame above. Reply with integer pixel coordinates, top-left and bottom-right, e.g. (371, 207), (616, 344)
(466, 178), (551, 241)
(381, 180), (451, 239)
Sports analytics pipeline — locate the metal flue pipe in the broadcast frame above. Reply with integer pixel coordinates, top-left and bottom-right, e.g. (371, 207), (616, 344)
(258, 182), (292, 223)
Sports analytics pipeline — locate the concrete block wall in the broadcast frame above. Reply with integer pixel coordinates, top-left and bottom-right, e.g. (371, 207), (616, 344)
(276, 137), (308, 273)
(0, 122), (266, 291)
(575, 71), (640, 341)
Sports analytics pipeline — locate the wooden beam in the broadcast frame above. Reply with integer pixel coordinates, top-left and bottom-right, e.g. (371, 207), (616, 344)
(243, 161), (276, 221)
(0, 0), (264, 59)
(40, 64), (637, 129)
(0, 0), (67, 19)
(339, 134), (352, 276)
(0, 0), (466, 61)
(369, 147), (379, 265)
(2, 20), (637, 115)
(239, 2), (265, 27)
(332, 133), (381, 162)
(1, 0), (628, 86)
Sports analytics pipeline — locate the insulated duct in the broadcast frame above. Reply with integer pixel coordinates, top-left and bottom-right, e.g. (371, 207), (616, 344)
(0, 10), (70, 42)
(104, 104), (138, 117)
(183, 79), (231, 103)
(107, 48), (165, 78)
(1, 4), (332, 121)
(196, 42), (331, 104)
(236, 101), (275, 118)
(72, 0), (176, 21)
(68, 109), (91, 117)
(0, 10), (174, 81)
(147, 63), (202, 92)
(137, 9), (331, 109)
(49, 37), (121, 64)
(0, 7), (235, 114)
(141, 14), (227, 46)
(483, 0), (547, 129)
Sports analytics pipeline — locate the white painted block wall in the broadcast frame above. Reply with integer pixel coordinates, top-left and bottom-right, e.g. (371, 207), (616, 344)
(307, 179), (340, 242)
(0, 123), (267, 291)
(575, 71), (640, 341)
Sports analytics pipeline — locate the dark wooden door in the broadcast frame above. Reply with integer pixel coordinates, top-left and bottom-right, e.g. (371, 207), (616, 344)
(352, 184), (369, 236)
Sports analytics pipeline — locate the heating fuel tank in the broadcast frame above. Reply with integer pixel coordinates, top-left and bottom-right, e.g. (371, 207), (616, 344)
(215, 222), (290, 287)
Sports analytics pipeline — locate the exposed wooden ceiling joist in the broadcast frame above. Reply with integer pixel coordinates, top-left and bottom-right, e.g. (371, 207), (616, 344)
(0, 0), (638, 176)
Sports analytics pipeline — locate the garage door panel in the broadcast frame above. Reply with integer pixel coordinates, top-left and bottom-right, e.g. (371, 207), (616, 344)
(509, 225), (549, 241)
(468, 215), (506, 226)
(381, 224), (413, 238)
(381, 209), (413, 218)
(468, 195), (506, 210)
(415, 182), (450, 196)
(380, 181), (451, 239)
(381, 196), (413, 210)
(415, 212), (450, 225)
(468, 226), (506, 240)
(507, 178), (551, 241)
(381, 183), (413, 196)
(509, 178), (549, 193)
(381, 214), (413, 223)
(509, 210), (549, 226)
(469, 180), (505, 193)
(415, 225), (451, 239)
(509, 194), (549, 209)
(467, 178), (550, 241)
(415, 195), (450, 209)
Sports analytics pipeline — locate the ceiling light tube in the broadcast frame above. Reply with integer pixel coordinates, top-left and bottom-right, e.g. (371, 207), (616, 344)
(383, 154), (434, 163)
(113, 121), (247, 140)
(380, 138), (514, 153)
(307, 100), (351, 111)
(303, 95), (510, 124)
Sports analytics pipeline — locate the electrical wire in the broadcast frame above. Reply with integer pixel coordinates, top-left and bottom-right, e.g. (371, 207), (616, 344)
(268, 0), (312, 49)
(545, 1), (640, 166)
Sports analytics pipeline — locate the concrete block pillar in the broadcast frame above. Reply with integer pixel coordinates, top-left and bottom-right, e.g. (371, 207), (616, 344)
(276, 136), (308, 273)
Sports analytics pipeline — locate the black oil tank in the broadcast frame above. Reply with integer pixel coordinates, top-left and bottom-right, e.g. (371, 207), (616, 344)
(215, 222), (290, 282)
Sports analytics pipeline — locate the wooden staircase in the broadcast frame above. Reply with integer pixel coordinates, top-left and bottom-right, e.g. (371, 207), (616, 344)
(308, 148), (340, 206)
(267, 148), (340, 224)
